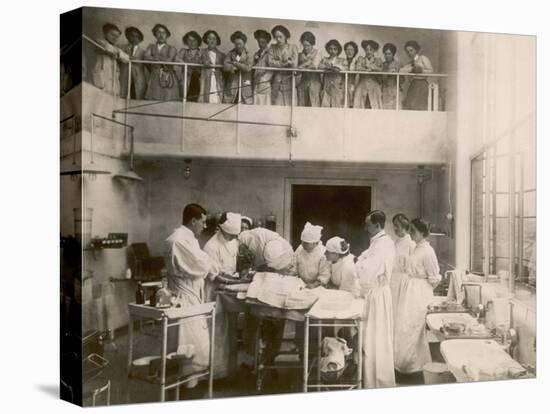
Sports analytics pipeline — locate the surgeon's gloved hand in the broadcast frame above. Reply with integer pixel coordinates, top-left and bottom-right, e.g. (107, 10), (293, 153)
(305, 280), (321, 289)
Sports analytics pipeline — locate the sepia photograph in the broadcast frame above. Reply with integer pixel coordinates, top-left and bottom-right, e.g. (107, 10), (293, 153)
(58, 4), (536, 408)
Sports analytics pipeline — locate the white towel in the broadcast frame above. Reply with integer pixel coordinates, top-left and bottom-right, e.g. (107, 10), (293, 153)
(446, 270), (465, 304)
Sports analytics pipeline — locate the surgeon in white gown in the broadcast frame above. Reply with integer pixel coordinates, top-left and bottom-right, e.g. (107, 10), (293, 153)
(356, 210), (396, 388)
(390, 214), (416, 323)
(238, 227), (296, 273)
(203, 212), (241, 379)
(238, 227), (296, 363)
(165, 204), (219, 383)
(394, 218), (441, 374)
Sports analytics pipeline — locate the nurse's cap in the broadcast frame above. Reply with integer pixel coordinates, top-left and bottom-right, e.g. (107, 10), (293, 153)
(300, 222), (323, 243)
(219, 212), (242, 235)
(325, 237), (350, 255)
(241, 215), (253, 228)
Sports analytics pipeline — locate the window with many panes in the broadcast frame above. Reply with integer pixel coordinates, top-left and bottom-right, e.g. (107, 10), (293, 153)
(470, 134), (536, 291)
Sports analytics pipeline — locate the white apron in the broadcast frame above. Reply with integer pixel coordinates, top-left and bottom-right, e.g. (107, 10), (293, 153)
(394, 239), (440, 373)
(356, 231), (396, 388)
(391, 234), (415, 325)
(203, 232), (239, 378)
(363, 284), (395, 388)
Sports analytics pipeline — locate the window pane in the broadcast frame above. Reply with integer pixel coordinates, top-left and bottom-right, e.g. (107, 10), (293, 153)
(494, 218), (510, 259)
(524, 190), (536, 217)
(495, 193), (509, 217)
(494, 156), (509, 192)
(471, 157), (485, 272)
(523, 218), (536, 287)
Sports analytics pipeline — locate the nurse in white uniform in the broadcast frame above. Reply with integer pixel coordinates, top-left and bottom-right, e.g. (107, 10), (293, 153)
(356, 210), (396, 388)
(294, 222), (331, 288)
(391, 214), (416, 322)
(394, 218), (441, 374)
(203, 212), (241, 299)
(203, 212), (241, 379)
(325, 236), (360, 297)
(325, 236), (360, 350)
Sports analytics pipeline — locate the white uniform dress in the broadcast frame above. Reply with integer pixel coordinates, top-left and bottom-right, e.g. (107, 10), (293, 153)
(356, 230), (396, 388)
(294, 243), (331, 285)
(329, 254), (360, 297)
(203, 231), (239, 378)
(165, 225), (219, 369)
(394, 239), (441, 373)
(391, 234), (415, 320)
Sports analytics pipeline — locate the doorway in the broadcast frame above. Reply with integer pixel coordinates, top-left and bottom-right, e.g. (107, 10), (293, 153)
(289, 183), (372, 256)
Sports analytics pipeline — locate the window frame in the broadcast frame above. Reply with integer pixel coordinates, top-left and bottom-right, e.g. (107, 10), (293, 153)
(469, 140), (536, 293)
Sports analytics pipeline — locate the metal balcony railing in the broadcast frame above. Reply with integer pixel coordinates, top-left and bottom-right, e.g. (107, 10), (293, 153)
(79, 34), (448, 113)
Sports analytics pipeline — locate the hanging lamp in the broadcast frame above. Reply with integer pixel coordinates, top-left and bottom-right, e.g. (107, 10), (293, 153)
(183, 158), (192, 180)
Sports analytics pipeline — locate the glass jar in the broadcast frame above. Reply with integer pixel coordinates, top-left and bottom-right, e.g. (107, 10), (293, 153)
(155, 279), (172, 307)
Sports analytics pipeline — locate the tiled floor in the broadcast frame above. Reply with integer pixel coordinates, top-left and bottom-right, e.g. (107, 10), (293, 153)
(84, 324), (428, 407)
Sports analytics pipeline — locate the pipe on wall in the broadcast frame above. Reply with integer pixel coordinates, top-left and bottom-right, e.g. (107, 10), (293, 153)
(417, 166), (433, 218)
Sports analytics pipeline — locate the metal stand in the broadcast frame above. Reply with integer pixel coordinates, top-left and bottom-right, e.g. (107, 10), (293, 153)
(303, 314), (363, 392)
(127, 302), (216, 401)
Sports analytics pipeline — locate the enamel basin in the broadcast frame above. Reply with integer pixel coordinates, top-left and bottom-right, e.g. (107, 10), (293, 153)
(440, 339), (525, 382)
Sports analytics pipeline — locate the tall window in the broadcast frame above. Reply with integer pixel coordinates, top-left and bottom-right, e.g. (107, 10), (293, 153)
(470, 135), (536, 290)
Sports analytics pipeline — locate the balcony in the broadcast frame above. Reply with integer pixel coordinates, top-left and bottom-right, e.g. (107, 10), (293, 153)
(66, 37), (449, 165)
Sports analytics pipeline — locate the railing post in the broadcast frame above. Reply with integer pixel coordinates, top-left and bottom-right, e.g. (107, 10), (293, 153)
(396, 73), (400, 111)
(182, 64), (187, 152)
(112, 59), (117, 141)
(124, 60), (132, 150)
(290, 71), (295, 126)
(342, 72), (348, 159)
(432, 80), (434, 112)
(236, 72), (242, 155)
(289, 72), (296, 163)
(344, 72), (348, 109)
(129, 128), (135, 172)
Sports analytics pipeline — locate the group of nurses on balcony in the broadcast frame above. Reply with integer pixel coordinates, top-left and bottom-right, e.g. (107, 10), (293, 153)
(89, 22), (434, 110)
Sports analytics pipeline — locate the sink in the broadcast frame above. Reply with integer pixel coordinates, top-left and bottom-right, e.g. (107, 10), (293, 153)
(426, 312), (476, 332)
(440, 339), (526, 383)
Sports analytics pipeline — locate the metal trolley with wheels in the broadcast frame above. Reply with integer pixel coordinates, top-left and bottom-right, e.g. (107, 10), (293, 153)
(127, 302), (216, 402)
(303, 300), (364, 392)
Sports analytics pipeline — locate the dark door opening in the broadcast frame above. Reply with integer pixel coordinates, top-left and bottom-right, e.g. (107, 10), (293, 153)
(291, 184), (372, 257)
